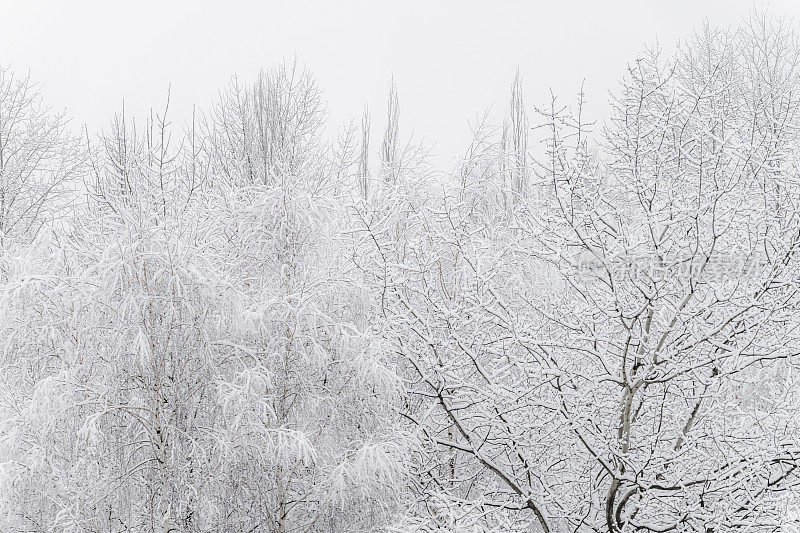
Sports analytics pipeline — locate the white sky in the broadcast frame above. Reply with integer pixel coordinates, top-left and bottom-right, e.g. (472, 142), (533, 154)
(4, 0), (800, 169)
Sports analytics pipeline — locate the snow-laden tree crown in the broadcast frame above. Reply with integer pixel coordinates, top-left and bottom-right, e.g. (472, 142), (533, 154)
(2, 13), (800, 533)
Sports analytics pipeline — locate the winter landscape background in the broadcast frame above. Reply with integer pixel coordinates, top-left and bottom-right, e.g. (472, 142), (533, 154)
(3, 2), (800, 532)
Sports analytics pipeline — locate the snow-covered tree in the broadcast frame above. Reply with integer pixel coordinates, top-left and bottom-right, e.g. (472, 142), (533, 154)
(4, 11), (800, 533)
(0, 65), (81, 245)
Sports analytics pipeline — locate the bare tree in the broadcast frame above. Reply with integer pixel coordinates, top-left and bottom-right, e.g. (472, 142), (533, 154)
(205, 60), (326, 188)
(382, 78), (400, 183)
(360, 105), (371, 198)
(373, 13), (800, 533)
(506, 68), (529, 201)
(0, 65), (80, 244)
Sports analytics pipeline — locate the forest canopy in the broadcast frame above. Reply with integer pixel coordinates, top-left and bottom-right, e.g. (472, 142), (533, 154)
(1, 11), (800, 533)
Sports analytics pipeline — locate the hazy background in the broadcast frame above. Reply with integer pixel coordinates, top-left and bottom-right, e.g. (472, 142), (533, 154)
(3, 0), (800, 169)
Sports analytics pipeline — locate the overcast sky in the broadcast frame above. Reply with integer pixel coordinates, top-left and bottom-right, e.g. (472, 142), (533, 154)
(4, 0), (800, 169)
